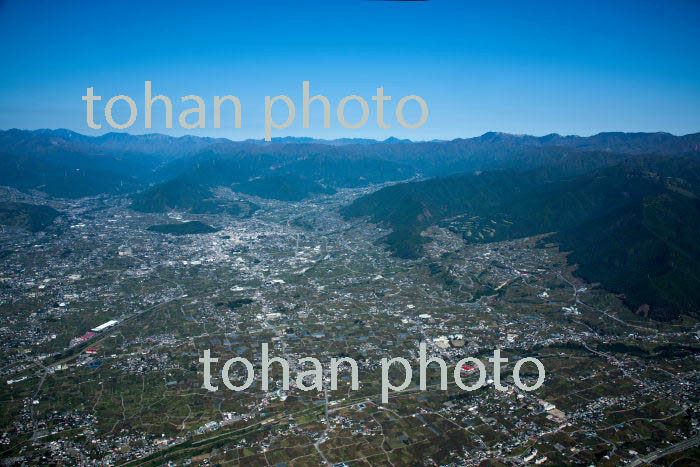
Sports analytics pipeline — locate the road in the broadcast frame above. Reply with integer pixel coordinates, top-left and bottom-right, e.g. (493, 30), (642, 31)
(626, 434), (700, 466)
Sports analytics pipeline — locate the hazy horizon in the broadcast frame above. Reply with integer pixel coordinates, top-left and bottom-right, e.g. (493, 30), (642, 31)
(3, 126), (700, 144)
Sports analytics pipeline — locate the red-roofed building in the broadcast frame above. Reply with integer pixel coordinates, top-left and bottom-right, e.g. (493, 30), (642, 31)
(69, 332), (96, 347)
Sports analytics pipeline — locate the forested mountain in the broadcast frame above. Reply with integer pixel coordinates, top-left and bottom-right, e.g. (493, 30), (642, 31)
(130, 178), (257, 216)
(0, 201), (61, 232)
(0, 151), (140, 198)
(3, 128), (700, 320)
(343, 156), (700, 320)
(1, 128), (698, 199)
(232, 175), (336, 201)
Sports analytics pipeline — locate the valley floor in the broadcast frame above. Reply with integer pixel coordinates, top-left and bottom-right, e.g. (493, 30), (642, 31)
(0, 186), (699, 466)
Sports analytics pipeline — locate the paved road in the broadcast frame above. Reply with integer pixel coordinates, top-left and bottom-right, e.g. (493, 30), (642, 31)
(626, 434), (700, 466)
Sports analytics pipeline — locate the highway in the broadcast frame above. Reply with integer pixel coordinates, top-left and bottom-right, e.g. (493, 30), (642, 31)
(626, 434), (700, 466)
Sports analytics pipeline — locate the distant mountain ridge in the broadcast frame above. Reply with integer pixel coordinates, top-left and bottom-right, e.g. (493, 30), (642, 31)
(0, 128), (230, 159)
(1, 127), (698, 201)
(242, 136), (412, 145)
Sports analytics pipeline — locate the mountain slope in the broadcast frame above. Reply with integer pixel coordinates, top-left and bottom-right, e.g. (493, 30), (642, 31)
(0, 202), (61, 232)
(130, 178), (256, 215)
(342, 156), (700, 320)
(0, 152), (140, 198)
(2, 129), (698, 199)
(232, 175), (335, 201)
(557, 192), (700, 320)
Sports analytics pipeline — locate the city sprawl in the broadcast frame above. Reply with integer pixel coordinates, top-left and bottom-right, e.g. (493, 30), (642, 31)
(1, 181), (699, 466)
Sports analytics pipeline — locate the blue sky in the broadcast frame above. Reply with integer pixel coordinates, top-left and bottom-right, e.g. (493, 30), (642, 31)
(1, 0), (699, 140)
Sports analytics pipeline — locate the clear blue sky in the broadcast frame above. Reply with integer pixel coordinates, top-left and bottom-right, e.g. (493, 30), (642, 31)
(1, 0), (699, 140)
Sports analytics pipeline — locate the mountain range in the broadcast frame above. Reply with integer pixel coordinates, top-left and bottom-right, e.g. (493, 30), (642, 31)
(342, 155), (700, 321)
(2, 128), (700, 320)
